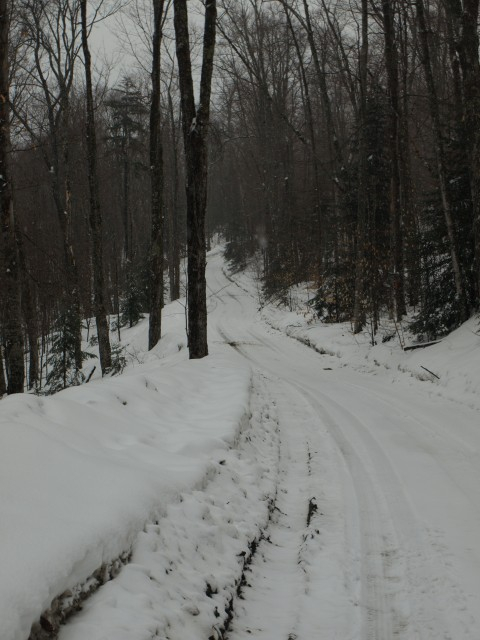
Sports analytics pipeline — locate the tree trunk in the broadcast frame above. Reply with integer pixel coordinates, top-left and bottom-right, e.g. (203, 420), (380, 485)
(50, 120), (83, 371)
(80, 0), (112, 374)
(122, 137), (131, 262)
(381, 0), (406, 319)
(0, 0), (25, 393)
(301, 0), (343, 173)
(174, 0), (217, 359)
(148, 0), (166, 350)
(399, 2), (420, 307)
(0, 343), (6, 396)
(15, 218), (39, 389)
(353, 0), (369, 333)
(168, 88), (181, 302)
(283, 5), (323, 273)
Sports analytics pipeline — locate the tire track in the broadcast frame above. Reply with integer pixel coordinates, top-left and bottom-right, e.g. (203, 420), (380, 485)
(225, 376), (360, 640)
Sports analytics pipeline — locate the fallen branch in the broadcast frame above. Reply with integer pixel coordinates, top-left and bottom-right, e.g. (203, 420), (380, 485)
(420, 365), (440, 379)
(404, 340), (441, 351)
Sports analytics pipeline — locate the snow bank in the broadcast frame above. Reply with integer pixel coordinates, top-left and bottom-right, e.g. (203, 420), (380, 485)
(0, 346), (250, 640)
(260, 281), (480, 410)
(58, 376), (280, 640)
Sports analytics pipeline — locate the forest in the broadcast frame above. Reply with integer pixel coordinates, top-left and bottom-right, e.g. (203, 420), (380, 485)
(1, 0), (479, 396)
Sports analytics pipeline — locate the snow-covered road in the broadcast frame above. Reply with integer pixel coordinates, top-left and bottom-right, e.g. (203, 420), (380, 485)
(27, 248), (480, 640)
(206, 252), (480, 640)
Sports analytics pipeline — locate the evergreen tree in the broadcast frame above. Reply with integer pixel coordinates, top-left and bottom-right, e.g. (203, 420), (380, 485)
(45, 308), (94, 393)
(120, 262), (148, 329)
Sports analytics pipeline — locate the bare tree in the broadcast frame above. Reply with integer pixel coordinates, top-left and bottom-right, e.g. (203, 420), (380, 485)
(15, 0), (84, 370)
(148, 0), (167, 350)
(80, 0), (112, 374)
(165, 77), (182, 302)
(379, 0), (406, 319)
(173, 0), (217, 359)
(353, 0), (369, 333)
(1, 0), (25, 393)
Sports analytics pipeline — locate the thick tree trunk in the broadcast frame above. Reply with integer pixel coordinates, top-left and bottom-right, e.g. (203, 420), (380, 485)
(0, 0), (25, 393)
(148, 0), (166, 350)
(381, 0), (406, 320)
(398, 3), (420, 308)
(174, 0), (217, 359)
(80, 0), (112, 374)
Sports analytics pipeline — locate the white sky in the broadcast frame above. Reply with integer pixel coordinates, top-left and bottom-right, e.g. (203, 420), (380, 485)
(89, 0), (205, 88)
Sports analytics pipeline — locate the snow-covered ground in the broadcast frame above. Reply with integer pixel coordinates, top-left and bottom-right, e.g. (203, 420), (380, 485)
(261, 280), (480, 409)
(0, 275), (255, 640)
(2, 247), (480, 640)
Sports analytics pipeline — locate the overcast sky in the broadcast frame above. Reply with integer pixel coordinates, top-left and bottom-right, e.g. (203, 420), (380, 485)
(89, 1), (205, 87)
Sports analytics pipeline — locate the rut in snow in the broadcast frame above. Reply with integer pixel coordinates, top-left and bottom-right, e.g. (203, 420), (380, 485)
(224, 378), (328, 640)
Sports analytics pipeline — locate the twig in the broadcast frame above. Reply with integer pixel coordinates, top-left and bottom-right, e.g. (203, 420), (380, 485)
(420, 365), (439, 379)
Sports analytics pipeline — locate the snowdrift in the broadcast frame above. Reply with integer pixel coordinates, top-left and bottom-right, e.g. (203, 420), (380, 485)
(0, 347), (251, 640)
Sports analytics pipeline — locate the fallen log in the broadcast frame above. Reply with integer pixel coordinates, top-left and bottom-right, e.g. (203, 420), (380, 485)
(404, 340), (441, 351)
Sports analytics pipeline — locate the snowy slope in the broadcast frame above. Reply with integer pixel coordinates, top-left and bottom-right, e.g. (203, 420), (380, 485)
(0, 307), (251, 640)
(260, 279), (480, 409)
(59, 375), (280, 640)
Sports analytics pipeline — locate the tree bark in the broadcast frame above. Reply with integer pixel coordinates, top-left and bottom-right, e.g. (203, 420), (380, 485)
(353, 0), (369, 333)
(0, 343), (6, 396)
(80, 0), (112, 374)
(381, 0), (406, 319)
(167, 89), (181, 302)
(398, 2), (420, 307)
(15, 217), (39, 389)
(0, 0), (25, 393)
(174, 0), (217, 359)
(148, 0), (166, 350)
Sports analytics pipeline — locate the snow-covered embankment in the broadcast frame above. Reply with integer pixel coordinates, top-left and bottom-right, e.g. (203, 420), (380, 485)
(0, 347), (276, 640)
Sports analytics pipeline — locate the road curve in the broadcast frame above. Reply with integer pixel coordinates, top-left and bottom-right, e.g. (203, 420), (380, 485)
(207, 251), (480, 640)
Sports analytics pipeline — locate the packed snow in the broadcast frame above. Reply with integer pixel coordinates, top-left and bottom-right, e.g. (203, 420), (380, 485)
(1, 246), (480, 640)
